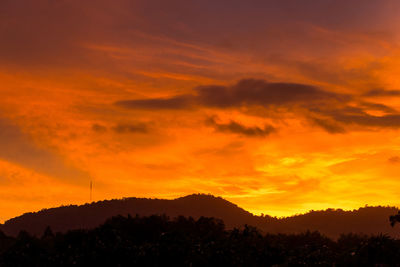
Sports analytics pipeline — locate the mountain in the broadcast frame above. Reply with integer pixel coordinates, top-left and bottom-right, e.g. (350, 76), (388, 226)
(1, 194), (399, 239)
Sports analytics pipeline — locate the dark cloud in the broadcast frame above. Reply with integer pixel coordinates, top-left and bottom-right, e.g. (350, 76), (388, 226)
(0, 118), (88, 182)
(312, 105), (400, 130)
(388, 156), (400, 164)
(112, 123), (148, 134)
(332, 113), (400, 128)
(311, 118), (346, 134)
(115, 95), (193, 110)
(116, 78), (400, 133)
(363, 89), (400, 97)
(116, 79), (348, 110)
(92, 123), (149, 134)
(195, 79), (347, 108)
(358, 101), (396, 113)
(92, 124), (107, 133)
(206, 117), (275, 137)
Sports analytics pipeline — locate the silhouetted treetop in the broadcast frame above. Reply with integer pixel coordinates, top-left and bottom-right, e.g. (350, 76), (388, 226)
(1, 215), (400, 266)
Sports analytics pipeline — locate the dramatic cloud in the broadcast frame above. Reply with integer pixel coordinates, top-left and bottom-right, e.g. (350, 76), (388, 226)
(117, 78), (400, 133)
(115, 79), (348, 110)
(206, 117), (275, 137)
(3, 0), (400, 222)
(0, 119), (88, 182)
(195, 79), (347, 108)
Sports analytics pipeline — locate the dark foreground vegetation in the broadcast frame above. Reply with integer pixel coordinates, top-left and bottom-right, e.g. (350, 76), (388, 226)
(0, 215), (400, 267)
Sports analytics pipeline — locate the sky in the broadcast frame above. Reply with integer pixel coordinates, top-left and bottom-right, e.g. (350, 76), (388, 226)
(2, 0), (400, 222)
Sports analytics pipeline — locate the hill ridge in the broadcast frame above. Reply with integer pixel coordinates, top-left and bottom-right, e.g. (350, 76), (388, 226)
(1, 194), (399, 239)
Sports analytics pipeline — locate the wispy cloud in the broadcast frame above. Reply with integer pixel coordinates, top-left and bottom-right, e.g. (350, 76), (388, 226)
(0, 118), (88, 182)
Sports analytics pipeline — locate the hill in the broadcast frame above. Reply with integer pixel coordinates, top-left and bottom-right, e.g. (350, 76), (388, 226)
(0, 194), (399, 239)
(269, 206), (400, 238)
(0, 194), (260, 237)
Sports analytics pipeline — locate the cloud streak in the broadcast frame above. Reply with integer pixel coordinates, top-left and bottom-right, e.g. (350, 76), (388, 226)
(112, 123), (148, 134)
(206, 117), (275, 137)
(116, 78), (400, 133)
(363, 89), (400, 97)
(115, 78), (348, 110)
(92, 123), (149, 134)
(116, 95), (193, 110)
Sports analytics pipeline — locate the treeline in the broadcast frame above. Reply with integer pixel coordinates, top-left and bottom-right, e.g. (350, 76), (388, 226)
(1, 215), (400, 266)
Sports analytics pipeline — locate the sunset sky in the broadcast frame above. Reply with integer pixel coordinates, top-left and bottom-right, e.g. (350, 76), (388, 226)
(2, 0), (400, 223)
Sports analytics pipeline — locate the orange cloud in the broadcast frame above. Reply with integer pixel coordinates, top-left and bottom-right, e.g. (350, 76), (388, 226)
(2, 0), (400, 222)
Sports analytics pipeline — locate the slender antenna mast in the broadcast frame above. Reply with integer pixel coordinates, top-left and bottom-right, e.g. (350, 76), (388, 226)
(90, 180), (93, 202)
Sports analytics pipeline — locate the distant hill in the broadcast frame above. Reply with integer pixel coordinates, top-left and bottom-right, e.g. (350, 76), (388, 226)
(269, 206), (400, 238)
(1, 194), (399, 239)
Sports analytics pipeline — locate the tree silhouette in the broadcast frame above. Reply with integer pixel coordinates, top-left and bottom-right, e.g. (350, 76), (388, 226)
(1, 215), (400, 266)
(390, 211), (400, 226)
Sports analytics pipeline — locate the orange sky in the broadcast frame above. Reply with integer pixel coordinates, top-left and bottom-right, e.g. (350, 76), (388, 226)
(2, 0), (400, 223)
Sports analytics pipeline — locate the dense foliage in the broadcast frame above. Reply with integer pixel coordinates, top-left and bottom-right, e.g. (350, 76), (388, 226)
(0, 215), (400, 266)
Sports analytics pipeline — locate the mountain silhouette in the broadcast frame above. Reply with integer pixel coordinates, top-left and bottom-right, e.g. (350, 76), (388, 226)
(0, 194), (399, 239)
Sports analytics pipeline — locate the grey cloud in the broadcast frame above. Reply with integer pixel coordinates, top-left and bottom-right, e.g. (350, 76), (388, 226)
(311, 118), (346, 134)
(206, 117), (275, 137)
(195, 79), (347, 108)
(116, 78), (400, 133)
(116, 79), (348, 110)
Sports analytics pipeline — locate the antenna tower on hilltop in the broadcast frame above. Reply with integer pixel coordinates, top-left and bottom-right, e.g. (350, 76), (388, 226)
(90, 180), (93, 202)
